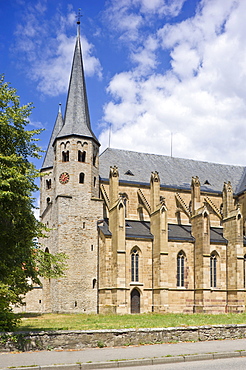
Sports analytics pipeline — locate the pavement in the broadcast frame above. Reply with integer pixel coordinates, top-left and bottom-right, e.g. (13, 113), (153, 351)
(1, 338), (246, 369)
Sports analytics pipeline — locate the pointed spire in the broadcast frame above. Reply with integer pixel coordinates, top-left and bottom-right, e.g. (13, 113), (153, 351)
(42, 104), (63, 169)
(56, 18), (99, 144)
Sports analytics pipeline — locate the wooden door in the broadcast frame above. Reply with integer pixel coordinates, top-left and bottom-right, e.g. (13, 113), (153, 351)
(131, 289), (140, 313)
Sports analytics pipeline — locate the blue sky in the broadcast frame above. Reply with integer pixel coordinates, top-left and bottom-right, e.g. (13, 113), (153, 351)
(1, 0), (246, 178)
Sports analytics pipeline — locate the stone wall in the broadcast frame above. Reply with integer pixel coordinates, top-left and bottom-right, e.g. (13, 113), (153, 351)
(1, 324), (246, 352)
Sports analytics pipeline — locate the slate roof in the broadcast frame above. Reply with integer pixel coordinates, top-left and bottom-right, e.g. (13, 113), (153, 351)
(98, 219), (229, 244)
(42, 31), (99, 170)
(99, 148), (246, 194)
(57, 34), (99, 144)
(42, 107), (63, 169)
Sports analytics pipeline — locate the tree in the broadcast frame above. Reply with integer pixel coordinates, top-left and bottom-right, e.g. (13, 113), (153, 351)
(0, 75), (66, 331)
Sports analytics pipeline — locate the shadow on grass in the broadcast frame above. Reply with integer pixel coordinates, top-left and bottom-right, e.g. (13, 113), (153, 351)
(16, 312), (42, 319)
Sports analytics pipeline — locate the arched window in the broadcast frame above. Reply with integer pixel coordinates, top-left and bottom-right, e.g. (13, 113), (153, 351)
(93, 278), (97, 289)
(46, 179), (51, 189)
(210, 253), (217, 288)
(79, 172), (85, 184)
(244, 255), (246, 288)
(62, 151), (69, 162)
(78, 150), (86, 162)
(131, 249), (139, 282)
(177, 251), (185, 287)
(93, 154), (97, 166)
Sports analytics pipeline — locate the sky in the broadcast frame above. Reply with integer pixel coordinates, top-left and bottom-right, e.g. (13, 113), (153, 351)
(1, 0), (246, 176)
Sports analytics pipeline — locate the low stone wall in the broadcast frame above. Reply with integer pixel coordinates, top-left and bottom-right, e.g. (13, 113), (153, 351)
(1, 324), (246, 352)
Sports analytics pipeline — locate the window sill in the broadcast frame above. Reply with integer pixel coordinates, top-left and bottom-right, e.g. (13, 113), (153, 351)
(130, 282), (143, 286)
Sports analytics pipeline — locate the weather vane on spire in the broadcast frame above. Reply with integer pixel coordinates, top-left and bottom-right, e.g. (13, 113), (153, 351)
(76, 8), (82, 36)
(77, 8), (82, 25)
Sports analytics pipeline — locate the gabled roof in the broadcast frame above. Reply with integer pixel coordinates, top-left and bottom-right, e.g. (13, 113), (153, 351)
(56, 33), (99, 144)
(99, 148), (246, 194)
(42, 107), (63, 169)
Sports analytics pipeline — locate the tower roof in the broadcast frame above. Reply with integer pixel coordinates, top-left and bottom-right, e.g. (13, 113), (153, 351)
(42, 105), (63, 169)
(56, 29), (99, 144)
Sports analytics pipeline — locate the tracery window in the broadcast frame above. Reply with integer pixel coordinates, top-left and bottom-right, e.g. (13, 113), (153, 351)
(210, 253), (217, 288)
(131, 249), (139, 282)
(177, 251), (185, 287)
(244, 255), (246, 288)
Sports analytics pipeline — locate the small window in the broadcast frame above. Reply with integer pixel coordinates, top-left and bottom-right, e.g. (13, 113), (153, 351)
(93, 155), (96, 166)
(46, 197), (51, 205)
(94, 177), (96, 187)
(78, 150), (86, 162)
(62, 151), (69, 162)
(125, 170), (134, 176)
(177, 251), (185, 287)
(46, 179), (51, 189)
(79, 172), (85, 184)
(93, 279), (97, 289)
(210, 253), (217, 288)
(91, 245), (93, 251)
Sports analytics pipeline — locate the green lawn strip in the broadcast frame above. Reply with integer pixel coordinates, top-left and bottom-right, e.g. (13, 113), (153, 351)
(16, 312), (246, 332)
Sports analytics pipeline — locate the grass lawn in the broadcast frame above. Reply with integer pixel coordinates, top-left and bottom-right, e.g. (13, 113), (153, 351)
(17, 312), (246, 332)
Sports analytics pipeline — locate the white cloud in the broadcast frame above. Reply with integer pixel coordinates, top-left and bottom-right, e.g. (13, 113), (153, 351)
(100, 0), (246, 166)
(14, 2), (102, 96)
(104, 0), (186, 42)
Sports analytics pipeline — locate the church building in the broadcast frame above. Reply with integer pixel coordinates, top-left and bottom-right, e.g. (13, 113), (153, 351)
(26, 23), (246, 315)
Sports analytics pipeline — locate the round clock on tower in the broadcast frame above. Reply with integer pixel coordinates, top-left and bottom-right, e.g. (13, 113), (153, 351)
(59, 172), (70, 184)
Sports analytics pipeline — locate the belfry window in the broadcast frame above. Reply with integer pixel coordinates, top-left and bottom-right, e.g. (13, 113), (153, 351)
(131, 249), (139, 282)
(177, 251), (185, 287)
(78, 150), (86, 162)
(79, 172), (85, 184)
(46, 179), (51, 189)
(62, 151), (69, 162)
(210, 253), (217, 288)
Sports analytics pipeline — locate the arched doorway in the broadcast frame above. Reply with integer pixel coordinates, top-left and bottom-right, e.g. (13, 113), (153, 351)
(131, 288), (140, 313)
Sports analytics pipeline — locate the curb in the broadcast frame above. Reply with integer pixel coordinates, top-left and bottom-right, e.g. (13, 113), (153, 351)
(2, 350), (246, 370)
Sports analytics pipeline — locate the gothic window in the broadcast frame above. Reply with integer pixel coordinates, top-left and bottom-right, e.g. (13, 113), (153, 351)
(244, 255), (246, 288)
(210, 252), (217, 288)
(131, 248), (139, 282)
(46, 179), (51, 189)
(62, 151), (69, 162)
(78, 150), (86, 162)
(79, 172), (85, 184)
(177, 251), (185, 287)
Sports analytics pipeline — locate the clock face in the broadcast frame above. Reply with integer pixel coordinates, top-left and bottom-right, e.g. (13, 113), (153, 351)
(59, 172), (70, 184)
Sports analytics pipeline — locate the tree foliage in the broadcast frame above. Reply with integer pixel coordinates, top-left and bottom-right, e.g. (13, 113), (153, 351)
(0, 75), (66, 331)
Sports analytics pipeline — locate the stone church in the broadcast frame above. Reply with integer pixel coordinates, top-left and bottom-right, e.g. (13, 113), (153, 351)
(25, 25), (246, 315)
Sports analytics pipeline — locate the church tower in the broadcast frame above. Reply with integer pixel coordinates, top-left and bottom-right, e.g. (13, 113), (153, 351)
(39, 20), (103, 313)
